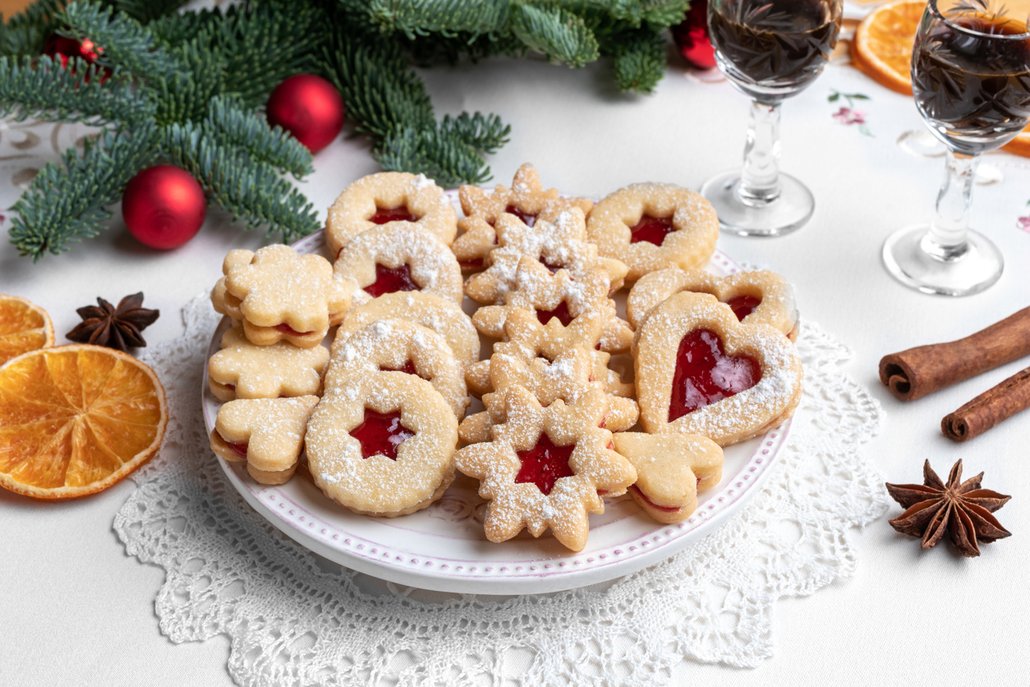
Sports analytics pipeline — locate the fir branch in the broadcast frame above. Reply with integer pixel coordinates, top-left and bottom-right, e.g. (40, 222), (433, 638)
(61, 1), (178, 80)
(637, 0), (691, 27)
(0, 55), (153, 125)
(105, 0), (190, 23)
(510, 4), (599, 68)
(147, 6), (224, 46)
(204, 96), (313, 179)
(9, 126), (160, 259)
(0, 0), (67, 56)
(375, 124), (492, 186)
(611, 28), (667, 93)
(368, 0), (509, 38)
(163, 123), (320, 242)
(439, 112), (510, 155)
(152, 40), (226, 124)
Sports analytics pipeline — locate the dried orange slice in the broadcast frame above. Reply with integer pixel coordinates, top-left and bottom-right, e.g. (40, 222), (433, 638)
(851, 0), (924, 95)
(0, 294), (54, 365)
(0, 344), (167, 499)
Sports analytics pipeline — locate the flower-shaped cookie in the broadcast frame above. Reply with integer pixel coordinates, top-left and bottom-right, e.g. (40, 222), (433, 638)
(627, 267), (799, 337)
(613, 432), (723, 524)
(306, 372), (458, 516)
(587, 183), (718, 281)
(334, 224), (463, 305)
(326, 319), (468, 418)
(451, 163), (593, 271)
(464, 208), (627, 304)
(210, 395), (319, 485)
(454, 386), (637, 551)
(325, 172), (457, 257)
(634, 291), (803, 446)
(331, 291), (479, 368)
(222, 245), (353, 348)
(473, 258), (634, 353)
(208, 325), (329, 401)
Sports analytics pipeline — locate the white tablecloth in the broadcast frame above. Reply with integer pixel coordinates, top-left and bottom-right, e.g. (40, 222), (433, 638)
(1, 56), (1028, 686)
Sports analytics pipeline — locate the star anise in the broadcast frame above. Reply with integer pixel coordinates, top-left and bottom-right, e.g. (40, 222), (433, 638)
(886, 460), (1011, 557)
(66, 292), (159, 352)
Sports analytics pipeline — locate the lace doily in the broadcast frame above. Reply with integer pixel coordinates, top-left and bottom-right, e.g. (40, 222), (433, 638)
(115, 296), (889, 686)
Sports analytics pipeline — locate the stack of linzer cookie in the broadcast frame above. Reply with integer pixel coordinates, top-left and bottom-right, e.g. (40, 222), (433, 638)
(207, 164), (804, 552)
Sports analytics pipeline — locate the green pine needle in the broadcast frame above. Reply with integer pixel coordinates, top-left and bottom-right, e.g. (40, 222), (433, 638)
(510, 4), (599, 68)
(612, 28), (667, 93)
(8, 126), (160, 259)
(61, 1), (178, 80)
(204, 96), (314, 179)
(439, 112), (511, 156)
(106, 0), (190, 23)
(375, 124), (492, 187)
(369, 0), (509, 38)
(0, 0), (66, 56)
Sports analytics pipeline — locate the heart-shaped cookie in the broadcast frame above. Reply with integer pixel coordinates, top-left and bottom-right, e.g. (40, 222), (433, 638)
(634, 292), (803, 446)
(612, 432), (723, 524)
(627, 268), (799, 338)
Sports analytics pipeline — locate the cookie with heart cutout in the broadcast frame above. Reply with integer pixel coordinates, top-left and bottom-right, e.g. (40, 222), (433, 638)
(325, 318), (468, 419)
(634, 291), (803, 446)
(473, 258), (634, 353)
(325, 172), (457, 258)
(330, 291), (479, 368)
(464, 208), (627, 304)
(305, 371), (458, 517)
(334, 223), (463, 306)
(451, 162), (593, 272)
(612, 432), (723, 524)
(207, 324), (329, 402)
(220, 244), (354, 348)
(627, 267), (799, 338)
(454, 385), (637, 552)
(586, 183), (718, 282)
(210, 395), (319, 485)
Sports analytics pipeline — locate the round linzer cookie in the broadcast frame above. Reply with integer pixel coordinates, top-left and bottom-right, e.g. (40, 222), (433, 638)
(325, 172), (457, 258)
(587, 183), (718, 281)
(208, 324), (329, 401)
(627, 267), (799, 337)
(452, 163), (593, 272)
(455, 386), (637, 552)
(326, 318), (468, 419)
(331, 291), (479, 368)
(305, 372), (458, 517)
(210, 395), (319, 485)
(464, 208), (627, 304)
(634, 291), (803, 446)
(334, 223), (463, 306)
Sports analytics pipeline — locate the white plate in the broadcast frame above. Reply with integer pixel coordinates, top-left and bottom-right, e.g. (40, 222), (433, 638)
(203, 229), (793, 595)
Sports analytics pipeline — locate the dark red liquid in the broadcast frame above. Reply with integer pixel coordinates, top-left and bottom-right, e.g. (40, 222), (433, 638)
(537, 301), (574, 326)
(370, 207), (416, 224)
(380, 360), (419, 376)
(364, 263), (418, 297)
(349, 409), (413, 460)
(515, 434), (575, 495)
(669, 328), (762, 421)
(725, 294), (761, 320)
(709, 0), (840, 90)
(912, 15), (1030, 153)
(505, 204), (537, 227)
(629, 215), (675, 246)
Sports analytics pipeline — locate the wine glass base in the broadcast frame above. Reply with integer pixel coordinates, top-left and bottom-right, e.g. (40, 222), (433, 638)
(700, 170), (814, 237)
(881, 225), (1003, 296)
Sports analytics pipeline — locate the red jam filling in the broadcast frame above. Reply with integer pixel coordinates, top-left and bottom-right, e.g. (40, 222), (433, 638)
(536, 301), (573, 326)
(541, 255), (564, 273)
(228, 440), (248, 458)
(275, 323), (312, 336)
(515, 434), (575, 496)
(504, 204), (537, 227)
(629, 485), (682, 513)
(364, 263), (418, 297)
(668, 328), (762, 422)
(629, 215), (675, 246)
(724, 295), (761, 321)
(349, 409), (413, 461)
(459, 258), (484, 271)
(370, 206), (416, 224)
(380, 360), (419, 376)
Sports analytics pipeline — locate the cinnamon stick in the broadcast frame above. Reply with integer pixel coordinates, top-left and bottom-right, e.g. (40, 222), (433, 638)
(942, 366), (1030, 442)
(878, 306), (1030, 401)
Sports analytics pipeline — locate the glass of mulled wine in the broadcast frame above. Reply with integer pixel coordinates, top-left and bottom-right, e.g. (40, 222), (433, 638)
(882, 0), (1030, 296)
(701, 0), (843, 236)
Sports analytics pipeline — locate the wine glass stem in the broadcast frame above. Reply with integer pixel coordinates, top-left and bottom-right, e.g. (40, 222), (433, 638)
(924, 150), (978, 261)
(738, 99), (782, 206)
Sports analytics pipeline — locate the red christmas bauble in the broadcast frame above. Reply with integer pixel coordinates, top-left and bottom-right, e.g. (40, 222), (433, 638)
(672, 0), (717, 71)
(266, 74), (345, 154)
(43, 34), (110, 80)
(122, 166), (206, 251)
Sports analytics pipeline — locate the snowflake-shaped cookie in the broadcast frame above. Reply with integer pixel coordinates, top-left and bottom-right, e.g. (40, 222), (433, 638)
(454, 386), (637, 552)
